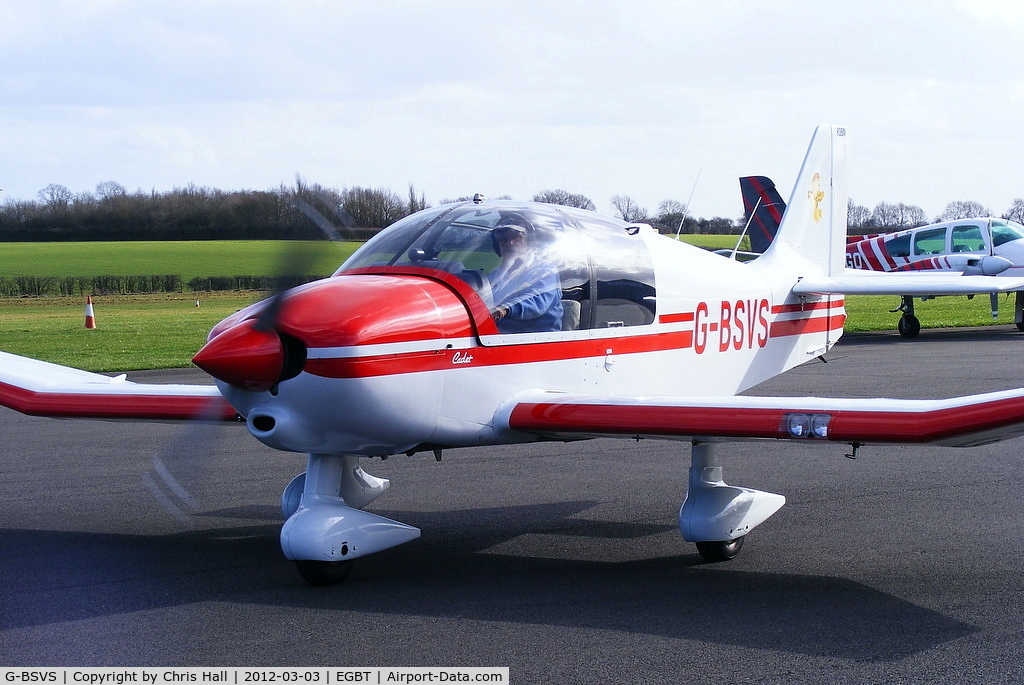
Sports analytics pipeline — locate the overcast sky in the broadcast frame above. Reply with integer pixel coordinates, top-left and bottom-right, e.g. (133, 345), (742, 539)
(3, 0), (1023, 222)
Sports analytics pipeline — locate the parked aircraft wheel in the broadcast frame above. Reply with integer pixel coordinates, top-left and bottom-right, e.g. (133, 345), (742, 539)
(695, 536), (745, 562)
(295, 560), (354, 586)
(897, 314), (920, 339)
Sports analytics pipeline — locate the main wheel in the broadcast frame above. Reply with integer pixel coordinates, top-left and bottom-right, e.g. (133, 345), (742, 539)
(695, 536), (745, 562)
(295, 560), (354, 586)
(897, 314), (920, 338)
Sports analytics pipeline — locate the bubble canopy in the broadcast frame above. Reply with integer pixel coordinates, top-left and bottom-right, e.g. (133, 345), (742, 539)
(338, 201), (657, 333)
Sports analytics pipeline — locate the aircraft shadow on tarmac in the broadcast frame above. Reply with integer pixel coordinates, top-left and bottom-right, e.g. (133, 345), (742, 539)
(844, 326), (1024, 344)
(0, 499), (975, 662)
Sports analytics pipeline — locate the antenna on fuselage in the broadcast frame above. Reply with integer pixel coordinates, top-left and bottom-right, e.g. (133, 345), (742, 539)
(730, 196), (763, 260)
(674, 169), (702, 240)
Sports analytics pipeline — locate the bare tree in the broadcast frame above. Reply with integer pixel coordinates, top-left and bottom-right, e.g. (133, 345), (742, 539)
(655, 199), (688, 232)
(847, 198), (871, 231)
(340, 186), (407, 228)
(610, 194), (649, 223)
(532, 189), (596, 211)
(37, 183), (72, 213)
(1005, 199), (1024, 224)
(407, 183), (429, 214)
(938, 200), (992, 221)
(95, 181), (127, 201)
(870, 201), (927, 229)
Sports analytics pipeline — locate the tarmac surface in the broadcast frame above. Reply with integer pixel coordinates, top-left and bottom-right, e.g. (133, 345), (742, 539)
(3, 326), (1024, 682)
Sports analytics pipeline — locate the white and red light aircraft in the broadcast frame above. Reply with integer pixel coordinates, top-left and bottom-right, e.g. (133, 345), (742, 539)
(7, 125), (1024, 586)
(740, 175), (1024, 337)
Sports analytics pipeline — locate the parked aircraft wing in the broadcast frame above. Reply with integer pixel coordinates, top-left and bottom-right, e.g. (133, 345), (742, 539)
(791, 271), (1024, 296)
(0, 350), (238, 421)
(506, 388), (1024, 448)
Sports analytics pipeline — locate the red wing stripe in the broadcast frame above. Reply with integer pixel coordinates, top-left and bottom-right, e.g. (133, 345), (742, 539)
(509, 393), (1024, 445)
(510, 402), (792, 438)
(0, 381), (239, 421)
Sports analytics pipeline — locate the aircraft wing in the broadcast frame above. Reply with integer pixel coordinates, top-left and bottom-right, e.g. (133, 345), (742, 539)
(507, 388), (1024, 448)
(0, 351), (238, 421)
(792, 271), (1024, 296)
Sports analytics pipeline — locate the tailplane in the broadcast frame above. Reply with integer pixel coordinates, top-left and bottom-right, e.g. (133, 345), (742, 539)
(753, 125), (849, 279)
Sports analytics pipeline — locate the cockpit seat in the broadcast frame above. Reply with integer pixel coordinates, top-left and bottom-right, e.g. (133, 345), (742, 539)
(561, 299), (581, 331)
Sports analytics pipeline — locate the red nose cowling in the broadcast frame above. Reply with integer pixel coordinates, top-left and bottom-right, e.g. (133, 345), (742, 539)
(192, 273), (485, 392)
(192, 319), (285, 392)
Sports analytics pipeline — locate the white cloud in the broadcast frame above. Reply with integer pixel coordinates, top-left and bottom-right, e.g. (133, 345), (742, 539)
(2, 0), (1023, 219)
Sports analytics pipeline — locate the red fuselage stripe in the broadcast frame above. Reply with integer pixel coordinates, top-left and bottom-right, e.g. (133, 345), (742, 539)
(771, 299), (845, 314)
(304, 302), (845, 379)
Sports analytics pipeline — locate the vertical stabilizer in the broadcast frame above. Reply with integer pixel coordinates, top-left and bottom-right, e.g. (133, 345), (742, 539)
(755, 125), (848, 278)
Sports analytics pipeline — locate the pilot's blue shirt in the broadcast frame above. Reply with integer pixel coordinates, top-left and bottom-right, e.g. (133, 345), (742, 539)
(489, 254), (563, 334)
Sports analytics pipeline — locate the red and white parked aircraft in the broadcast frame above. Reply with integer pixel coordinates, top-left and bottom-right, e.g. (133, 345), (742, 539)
(740, 176), (1024, 337)
(845, 218), (1024, 336)
(6, 125), (1024, 585)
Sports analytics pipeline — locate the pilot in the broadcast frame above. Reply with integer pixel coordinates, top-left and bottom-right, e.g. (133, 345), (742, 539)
(488, 217), (564, 334)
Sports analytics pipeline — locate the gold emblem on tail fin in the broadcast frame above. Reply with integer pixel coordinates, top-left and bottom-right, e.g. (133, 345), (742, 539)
(808, 172), (825, 223)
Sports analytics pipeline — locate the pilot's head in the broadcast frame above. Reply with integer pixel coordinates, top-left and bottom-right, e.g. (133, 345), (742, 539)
(491, 211), (532, 254)
(492, 224), (526, 257)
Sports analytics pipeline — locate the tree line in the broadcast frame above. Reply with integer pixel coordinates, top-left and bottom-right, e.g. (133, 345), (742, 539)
(0, 178), (427, 242)
(3, 179), (1024, 242)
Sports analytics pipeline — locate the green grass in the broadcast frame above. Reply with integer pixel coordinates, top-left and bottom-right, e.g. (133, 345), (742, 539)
(0, 293), (263, 372)
(677, 234), (752, 251)
(0, 240), (357, 280)
(844, 293), (1018, 332)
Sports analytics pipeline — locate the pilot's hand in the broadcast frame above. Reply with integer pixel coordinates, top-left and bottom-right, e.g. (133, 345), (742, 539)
(492, 306), (509, 322)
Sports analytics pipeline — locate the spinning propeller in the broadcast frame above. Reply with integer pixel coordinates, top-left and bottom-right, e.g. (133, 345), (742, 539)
(144, 188), (356, 526)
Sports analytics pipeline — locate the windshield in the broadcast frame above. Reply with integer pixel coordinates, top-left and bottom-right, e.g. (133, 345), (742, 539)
(340, 201), (656, 333)
(990, 219), (1024, 247)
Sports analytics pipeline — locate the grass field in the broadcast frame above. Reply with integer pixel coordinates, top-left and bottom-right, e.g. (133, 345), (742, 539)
(0, 240), (356, 280)
(0, 292), (262, 371)
(1, 238), (1020, 371)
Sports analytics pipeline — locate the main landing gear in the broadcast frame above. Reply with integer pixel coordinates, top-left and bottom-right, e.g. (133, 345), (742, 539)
(280, 443), (785, 583)
(897, 292), (1024, 337)
(895, 296), (920, 339)
(679, 442), (785, 562)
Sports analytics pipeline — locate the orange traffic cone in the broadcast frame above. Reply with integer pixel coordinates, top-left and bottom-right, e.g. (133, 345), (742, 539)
(84, 296), (96, 329)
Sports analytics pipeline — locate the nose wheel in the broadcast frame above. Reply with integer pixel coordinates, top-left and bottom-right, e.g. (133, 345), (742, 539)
(294, 559), (355, 586)
(695, 537), (745, 562)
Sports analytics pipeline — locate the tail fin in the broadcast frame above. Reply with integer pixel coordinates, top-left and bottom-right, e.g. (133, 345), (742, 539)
(755, 125), (849, 278)
(739, 176), (786, 253)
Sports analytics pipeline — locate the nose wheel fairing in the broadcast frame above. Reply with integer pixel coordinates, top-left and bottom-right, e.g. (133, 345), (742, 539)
(280, 454), (420, 569)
